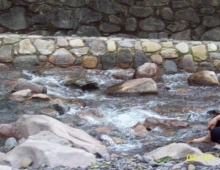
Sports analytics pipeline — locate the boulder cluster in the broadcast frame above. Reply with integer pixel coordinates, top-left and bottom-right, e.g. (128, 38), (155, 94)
(0, 0), (220, 40)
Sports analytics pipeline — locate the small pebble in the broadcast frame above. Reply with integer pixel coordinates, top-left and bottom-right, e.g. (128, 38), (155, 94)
(4, 137), (18, 152)
(21, 157), (33, 168)
(188, 164), (196, 170)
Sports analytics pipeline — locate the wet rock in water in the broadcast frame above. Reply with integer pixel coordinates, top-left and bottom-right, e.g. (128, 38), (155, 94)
(12, 79), (46, 93)
(135, 63), (161, 81)
(9, 89), (31, 101)
(0, 115), (109, 158)
(30, 94), (52, 101)
(39, 108), (59, 117)
(52, 103), (70, 115)
(76, 108), (103, 118)
(63, 77), (99, 90)
(106, 78), (158, 94)
(188, 70), (219, 86)
(144, 117), (188, 129)
(131, 122), (148, 137)
(4, 137), (18, 152)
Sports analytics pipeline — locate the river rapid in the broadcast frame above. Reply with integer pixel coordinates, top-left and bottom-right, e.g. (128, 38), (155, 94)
(1, 66), (220, 169)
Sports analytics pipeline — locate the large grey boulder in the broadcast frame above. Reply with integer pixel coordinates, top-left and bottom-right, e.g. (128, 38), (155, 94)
(3, 139), (95, 169)
(0, 115), (108, 157)
(0, 7), (27, 30)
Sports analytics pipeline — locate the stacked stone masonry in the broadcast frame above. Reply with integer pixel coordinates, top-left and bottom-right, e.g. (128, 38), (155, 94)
(1, 34), (220, 73)
(1, 0), (220, 40)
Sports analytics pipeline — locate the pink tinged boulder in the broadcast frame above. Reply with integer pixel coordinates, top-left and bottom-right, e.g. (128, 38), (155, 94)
(49, 48), (75, 67)
(9, 89), (32, 101)
(3, 139), (95, 169)
(132, 122), (148, 137)
(188, 70), (219, 86)
(135, 63), (160, 81)
(12, 79), (46, 93)
(0, 115), (108, 158)
(144, 117), (188, 129)
(106, 78), (158, 94)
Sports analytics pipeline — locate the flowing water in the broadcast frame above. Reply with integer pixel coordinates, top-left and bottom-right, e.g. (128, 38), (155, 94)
(1, 67), (220, 156)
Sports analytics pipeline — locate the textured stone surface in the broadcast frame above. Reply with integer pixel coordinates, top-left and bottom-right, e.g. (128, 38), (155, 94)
(192, 45), (207, 61)
(201, 27), (220, 41)
(0, 7), (27, 30)
(175, 8), (200, 23)
(101, 53), (116, 70)
(117, 48), (133, 68)
(175, 42), (189, 53)
(99, 23), (121, 33)
(129, 6), (153, 18)
(163, 60), (177, 74)
(0, 45), (12, 63)
(13, 55), (39, 68)
(150, 54), (163, 65)
(180, 54), (196, 73)
(107, 40), (116, 52)
(142, 41), (162, 52)
(125, 17), (137, 31)
(69, 39), (84, 47)
(49, 48), (75, 67)
(160, 49), (178, 59)
(71, 47), (89, 57)
(139, 18), (165, 31)
(82, 56), (98, 69)
(207, 44), (217, 52)
(90, 40), (106, 56)
(34, 39), (55, 55)
(19, 39), (36, 54)
(4, 137), (17, 152)
(133, 50), (147, 68)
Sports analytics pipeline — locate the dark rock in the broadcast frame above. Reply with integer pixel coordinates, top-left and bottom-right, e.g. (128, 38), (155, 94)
(52, 103), (70, 115)
(32, 14), (48, 24)
(50, 9), (75, 29)
(0, 7), (27, 30)
(144, 0), (170, 6)
(13, 55), (39, 68)
(160, 7), (173, 20)
(159, 32), (168, 39)
(76, 26), (101, 37)
(148, 33), (158, 39)
(88, 0), (119, 14)
(101, 53), (116, 70)
(125, 17), (137, 31)
(201, 27), (220, 41)
(0, 0), (12, 10)
(175, 8), (200, 23)
(61, 0), (86, 7)
(76, 8), (102, 24)
(200, 7), (215, 14)
(133, 50), (148, 69)
(138, 32), (148, 38)
(194, 25), (206, 36)
(99, 23), (121, 33)
(129, 6), (153, 18)
(139, 18), (165, 31)
(166, 21), (189, 33)
(203, 16), (220, 27)
(171, 30), (191, 40)
(117, 48), (133, 68)
(109, 15), (123, 24)
(116, 0), (134, 5)
(171, 0), (190, 8)
(163, 60), (177, 74)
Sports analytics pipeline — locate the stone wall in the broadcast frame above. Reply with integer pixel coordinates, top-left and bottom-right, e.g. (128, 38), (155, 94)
(1, 34), (220, 73)
(1, 0), (220, 40)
